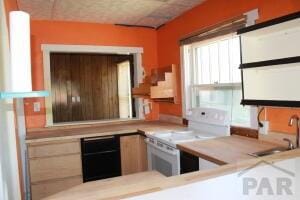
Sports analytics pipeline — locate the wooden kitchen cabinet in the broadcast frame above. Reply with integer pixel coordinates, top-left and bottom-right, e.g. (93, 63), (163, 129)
(27, 139), (83, 200)
(138, 135), (148, 171)
(30, 176), (82, 200)
(120, 135), (148, 175)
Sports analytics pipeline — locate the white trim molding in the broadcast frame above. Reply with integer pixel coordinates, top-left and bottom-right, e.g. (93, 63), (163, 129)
(41, 44), (144, 54)
(42, 44), (144, 126)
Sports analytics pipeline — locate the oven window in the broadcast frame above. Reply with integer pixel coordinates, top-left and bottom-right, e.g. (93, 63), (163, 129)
(151, 154), (173, 177)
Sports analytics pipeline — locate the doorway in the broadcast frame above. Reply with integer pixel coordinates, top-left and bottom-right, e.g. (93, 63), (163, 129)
(50, 53), (136, 123)
(118, 60), (132, 119)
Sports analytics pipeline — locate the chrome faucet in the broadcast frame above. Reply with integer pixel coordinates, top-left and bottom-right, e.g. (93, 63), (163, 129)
(288, 114), (300, 148)
(283, 138), (295, 150)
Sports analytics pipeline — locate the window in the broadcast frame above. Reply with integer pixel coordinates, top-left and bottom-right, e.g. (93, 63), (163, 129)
(183, 34), (256, 127)
(49, 53), (136, 123)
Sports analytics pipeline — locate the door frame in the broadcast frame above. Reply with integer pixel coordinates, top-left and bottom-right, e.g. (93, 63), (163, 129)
(42, 44), (144, 126)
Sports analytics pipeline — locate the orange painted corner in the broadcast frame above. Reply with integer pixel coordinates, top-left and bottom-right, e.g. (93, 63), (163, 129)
(3, 0), (18, 28)
(157, 0), (300, 133)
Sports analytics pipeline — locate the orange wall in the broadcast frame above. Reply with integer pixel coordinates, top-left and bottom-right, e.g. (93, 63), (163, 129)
(157, 0), (300, 134)
(24, 20), (159, 128)
(4, 0), (18, 32)
(4, 0), (300, 132)
(4, 0), (18, 21)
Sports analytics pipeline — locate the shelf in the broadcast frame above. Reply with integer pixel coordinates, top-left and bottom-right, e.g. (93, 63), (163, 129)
(239, 56), (300, 69)
(237, 11), (300, 35)
(132, 75), (151, 98)
(241, 99), (300, 107)
(191, 83), (241, 90)
(132, 94), (150, 98)
(150, 64), (179, 104)
(152, 98), (175, 103)
(0, 90), (49, 99)
(239, 11), (300, 108)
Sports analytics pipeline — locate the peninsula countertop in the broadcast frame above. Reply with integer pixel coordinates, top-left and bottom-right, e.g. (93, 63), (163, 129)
(44, 149), (300, 200)
(177, 135), (284, 165)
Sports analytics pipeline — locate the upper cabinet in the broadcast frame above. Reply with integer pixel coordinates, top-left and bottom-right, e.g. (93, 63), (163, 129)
(238, 11), (300, 107)
(132, 64), (180, 104)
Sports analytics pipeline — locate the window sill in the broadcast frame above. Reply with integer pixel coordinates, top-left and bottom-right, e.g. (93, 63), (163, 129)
(47, 118), (142, 128)
(191, 83), (241, 90)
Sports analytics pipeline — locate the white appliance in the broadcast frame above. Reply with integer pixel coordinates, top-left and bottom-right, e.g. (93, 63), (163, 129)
(146, 108), (230, 177)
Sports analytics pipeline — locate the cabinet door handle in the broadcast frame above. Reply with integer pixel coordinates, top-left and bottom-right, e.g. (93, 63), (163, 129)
(83, 136), (114, 141)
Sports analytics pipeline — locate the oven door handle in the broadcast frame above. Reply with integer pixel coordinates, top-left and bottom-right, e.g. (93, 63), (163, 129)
(145, 138), (179, 156)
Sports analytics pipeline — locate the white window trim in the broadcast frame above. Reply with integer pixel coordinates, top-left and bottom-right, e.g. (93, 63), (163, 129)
(42, 44), (145, 127)
(181, 34), (258, 128)
(183, 33), (240, 110)
(181, 9), (259, 126)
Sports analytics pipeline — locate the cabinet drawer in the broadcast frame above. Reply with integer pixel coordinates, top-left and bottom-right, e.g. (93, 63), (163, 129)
(31, 176), (82, 200)
(81, 136), (119, 154)
(30, 154), (82, 183)
(28, 139), (81, 158)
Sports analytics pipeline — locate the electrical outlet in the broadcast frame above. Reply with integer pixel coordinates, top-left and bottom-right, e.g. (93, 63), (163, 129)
(33, 102), (40, 112)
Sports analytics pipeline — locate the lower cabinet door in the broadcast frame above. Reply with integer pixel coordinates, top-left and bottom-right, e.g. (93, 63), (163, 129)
(120, 135), (140, 175)
(31, 176), (82, 200)
(29, 154), (82, 183)
(120, 135), (148, 175)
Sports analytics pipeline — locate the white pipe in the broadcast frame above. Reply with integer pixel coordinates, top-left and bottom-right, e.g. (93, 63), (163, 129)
(9, 11), (32, 92)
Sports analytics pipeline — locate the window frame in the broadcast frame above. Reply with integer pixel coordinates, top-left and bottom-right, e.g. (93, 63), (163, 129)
(42, 44), (145, 126)
(181, 33), (258, 128)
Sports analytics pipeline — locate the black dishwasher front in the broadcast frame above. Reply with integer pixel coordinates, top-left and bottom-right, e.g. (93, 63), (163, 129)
(81, 136), (121, 182)
(180, 151), (199, 174)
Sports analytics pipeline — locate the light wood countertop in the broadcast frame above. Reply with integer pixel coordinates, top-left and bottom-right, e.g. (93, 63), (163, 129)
(44, 171), (166, 200)
(44, 149), (300, 200)
(26, 120), (185, 143)
(177, 135), (284, 165)
(28, 122), (298, 199)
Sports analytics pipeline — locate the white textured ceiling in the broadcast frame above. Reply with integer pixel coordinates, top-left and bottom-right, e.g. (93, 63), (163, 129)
(17, 0), (205, 28)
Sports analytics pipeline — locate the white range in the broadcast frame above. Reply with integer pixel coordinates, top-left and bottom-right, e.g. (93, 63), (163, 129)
(145, 107), (230, 176)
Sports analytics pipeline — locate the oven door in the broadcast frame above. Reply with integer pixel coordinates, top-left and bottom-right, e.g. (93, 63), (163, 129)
(145, 138), (180, 177)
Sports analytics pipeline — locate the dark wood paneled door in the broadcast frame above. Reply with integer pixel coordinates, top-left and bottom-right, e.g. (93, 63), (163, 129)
(50, 53), (134, 123)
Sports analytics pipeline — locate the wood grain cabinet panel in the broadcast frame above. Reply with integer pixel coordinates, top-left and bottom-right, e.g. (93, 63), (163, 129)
(28, 139), (81, 158)
(138, 135), (148, 172)
(28, 139), (83, 199)
(120, 135), (148, 175)
(29, 154), (82, 183)
(31, 176), (82, 200)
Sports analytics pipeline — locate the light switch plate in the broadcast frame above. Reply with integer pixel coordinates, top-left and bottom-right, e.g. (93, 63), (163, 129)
(33, 102), (40, 112)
